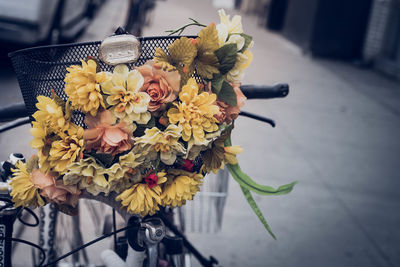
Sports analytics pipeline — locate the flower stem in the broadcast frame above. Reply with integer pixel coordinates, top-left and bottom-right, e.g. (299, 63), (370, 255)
(165, 18), (206, 36)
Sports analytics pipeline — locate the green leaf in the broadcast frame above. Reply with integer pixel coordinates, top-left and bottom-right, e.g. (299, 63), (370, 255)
(239, 33), (253, 53)
(240, 186), (276, 239)
(134, 116), (156, 136)
(196, 53), (220, 79)
(210, 74), (224, 95)
(215, 44), (237, 75)
(225, 136), (297, 195)
(218, 81), (237, 106)
(89, 152), (114, 167)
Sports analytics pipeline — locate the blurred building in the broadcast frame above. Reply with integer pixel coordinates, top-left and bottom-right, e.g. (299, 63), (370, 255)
(240, 0), (400, 80)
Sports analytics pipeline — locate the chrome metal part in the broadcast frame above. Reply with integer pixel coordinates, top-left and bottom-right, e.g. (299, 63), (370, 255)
(99, 34), (141, 65)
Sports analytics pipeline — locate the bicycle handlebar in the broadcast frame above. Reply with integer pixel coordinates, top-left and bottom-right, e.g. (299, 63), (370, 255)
(0, 84), (289, 126)
(0, 103), (28, 122)
(241, 83), (289, 99)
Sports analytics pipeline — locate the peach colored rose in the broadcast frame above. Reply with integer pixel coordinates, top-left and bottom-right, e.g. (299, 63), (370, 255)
(137, 60), (180, 113)
(31, 169), (80, 207)
(212, 83), (246, 124)
(83, 110), (132, 156)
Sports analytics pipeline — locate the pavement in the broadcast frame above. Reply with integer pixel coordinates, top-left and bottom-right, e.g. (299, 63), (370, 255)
(2, 0), (400, 266)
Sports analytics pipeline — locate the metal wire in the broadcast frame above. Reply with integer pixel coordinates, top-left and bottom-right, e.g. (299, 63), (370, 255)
(8, 36), (199, 127)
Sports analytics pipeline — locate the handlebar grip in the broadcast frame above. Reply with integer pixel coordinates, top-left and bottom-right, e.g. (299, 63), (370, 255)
(241, 84), (289, 99)
(0, 102), (29, 122)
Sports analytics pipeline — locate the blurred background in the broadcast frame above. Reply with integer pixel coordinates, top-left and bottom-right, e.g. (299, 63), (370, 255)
(0, 0), (399, 266)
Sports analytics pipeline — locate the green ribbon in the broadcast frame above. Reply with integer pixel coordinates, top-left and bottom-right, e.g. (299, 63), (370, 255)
(225, 136), (297, 238)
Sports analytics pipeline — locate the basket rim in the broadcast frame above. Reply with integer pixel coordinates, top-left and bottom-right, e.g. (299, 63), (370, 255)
(7, 35), (197, 58)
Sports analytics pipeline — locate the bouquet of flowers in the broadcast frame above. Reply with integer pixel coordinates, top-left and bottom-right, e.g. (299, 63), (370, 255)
(10, 10), (295, 238)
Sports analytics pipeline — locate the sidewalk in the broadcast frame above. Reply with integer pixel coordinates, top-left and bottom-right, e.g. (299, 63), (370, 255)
(143, 1), (400, 267)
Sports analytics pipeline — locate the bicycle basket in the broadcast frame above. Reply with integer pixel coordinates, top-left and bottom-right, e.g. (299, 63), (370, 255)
(9, 36), (229, 233)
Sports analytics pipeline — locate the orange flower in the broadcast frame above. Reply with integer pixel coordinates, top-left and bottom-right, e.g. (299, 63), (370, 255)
(30, 169), (80, 207)
(137, 60), (180, 113)
(83, 110), (132, 156)
(214, 83), (246, 124)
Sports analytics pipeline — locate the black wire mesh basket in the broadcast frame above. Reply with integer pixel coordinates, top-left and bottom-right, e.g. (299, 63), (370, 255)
(9, 36), (229, 233)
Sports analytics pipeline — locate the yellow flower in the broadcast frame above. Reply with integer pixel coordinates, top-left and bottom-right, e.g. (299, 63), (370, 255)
(47, 126), (85, 174)
(33, 96), (69, 133)
(29, 121), (60, 173)
(216, 9), (243, 46)
(223, 145), (243, 165)
(116, 172), (167, 217)
(10, 161), (45, 208)
(161, 169), (203, 207)
(167, 78), (219, 144)
(101, 64), (151, 124)
(65, 59), (108, 116)
(64, 157), (109, 196)
(134, 125), (186, 165)
(107, 152), (145, 193)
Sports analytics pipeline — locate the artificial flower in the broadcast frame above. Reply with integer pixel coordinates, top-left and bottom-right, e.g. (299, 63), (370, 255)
(83, 109), (133, 155)
(161, 169), (203, 207)
(134, 125), (186, 165)
(214, 83), (247, 124)
(216, 9), (243, 47)
(195, 24), (220, 79)
(223, 145), (243, 165)
(64, 157), (109, 196)
(167, 78), (219, 144)
(107, 151), (146, 193)
(116, 172), (167, 216)
(10, 161), (45, 208)
(154, 37), (197, 86)
(145, 173), (158, 189)
(101, 64), (151, 124)
(47, 125), (85, 174)
(137, 60), (181, 113)
(33, 96), (69, 133)
(226, 50), (253, 83)
(31, 168), (80, 207)
(64, 59), (108, 116)
(201, 129), (236, 173)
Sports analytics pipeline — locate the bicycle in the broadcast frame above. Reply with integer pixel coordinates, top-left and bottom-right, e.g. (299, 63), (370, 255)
(1, 14), (295, 264)
(0, 81), (288, 267)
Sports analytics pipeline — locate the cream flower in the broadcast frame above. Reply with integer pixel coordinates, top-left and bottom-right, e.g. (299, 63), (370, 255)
(101, 64), (151, 124)
(134, 125), (186, 165)
(107, 152), (145, 193)
(225, 34), (245, 51)
(161, 169), (203, 207)
(216, 9), (243, 47)
(65, 59), (108, 116)
(226, 50), (253, 83)
(167, 78), (219, 144)
(64, 157), (109, 196)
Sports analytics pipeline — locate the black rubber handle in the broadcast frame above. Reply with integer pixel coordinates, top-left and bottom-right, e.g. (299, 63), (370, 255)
(241, 83), (289, 99)
(0, 102), (29, 122)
